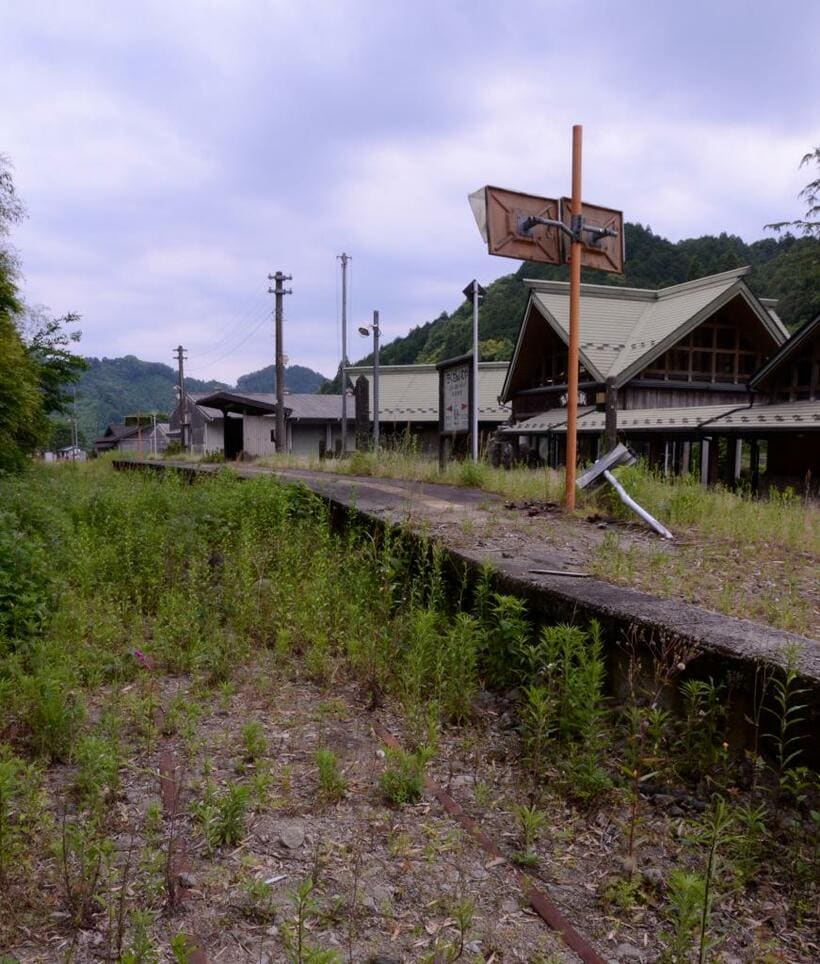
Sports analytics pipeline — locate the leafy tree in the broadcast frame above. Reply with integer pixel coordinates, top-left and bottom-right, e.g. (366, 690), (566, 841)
(0, 156), (43, 470)
(687, 255), (704, 280)
(0, 313), (46, 472)
(20, 308), (87, 416)
(766, 147), (820, 238)
(479, 337), (515, 361)
(0, 156), (86, 469)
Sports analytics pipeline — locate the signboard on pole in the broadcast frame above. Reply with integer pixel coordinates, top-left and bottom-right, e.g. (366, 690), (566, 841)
(442, 360), (470, 433)
(469, 185), (624, 274)
(437, 353), (475, 468)
(472, 186), (561, 265)
(468, 126), (624, 510)
(560, 198), (624, 274)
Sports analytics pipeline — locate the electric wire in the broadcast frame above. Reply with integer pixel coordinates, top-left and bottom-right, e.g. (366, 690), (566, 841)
(189, 289), (271, 364)
(186, 304), (271, 376)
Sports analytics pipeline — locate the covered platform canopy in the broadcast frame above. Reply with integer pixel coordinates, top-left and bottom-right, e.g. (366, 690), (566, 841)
(194, 391), (278, 417)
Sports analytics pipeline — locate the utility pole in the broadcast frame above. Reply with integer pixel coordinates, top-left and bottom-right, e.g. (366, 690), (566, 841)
(462, 280), (485, 461)
(338, 252), (350, 454)
(372, 310), (380, 453)
(565, 124), (583, 510)
(71, 387), (79, 457)
(267, 270), (293, 454)
(173, 345), (188, 450)
(358, 310), (381, 451)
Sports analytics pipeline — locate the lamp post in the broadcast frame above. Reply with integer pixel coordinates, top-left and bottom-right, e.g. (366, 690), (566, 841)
(358, 310), (380, 451)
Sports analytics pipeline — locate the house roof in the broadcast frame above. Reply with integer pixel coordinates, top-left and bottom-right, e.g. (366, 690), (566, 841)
(346, 362), (510, 423)
(553, 404), (745, 434)
(95, 423), (142, 442)
(194, 391), (279, 416)
(502, 268), (790, 400)
(499, 407), (593, 434)
(510, 400), (820, 435)
(279, 394), (344, 421)
(188, 393), (224, 420)
(749, 314), (820, 390)
(193, 391), (344, 421)
(710, 399), (820, 432)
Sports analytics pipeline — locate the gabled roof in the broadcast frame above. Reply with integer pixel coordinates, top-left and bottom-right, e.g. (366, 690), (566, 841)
(194, 391), (278, 416)
(502, 268), (790, 400)
(96, 423), (143, 441)
(347, 362), (510, 423)
(193, 390), (344, 422)
(749, 314), (820, 390)
(188, 392), (224, 420)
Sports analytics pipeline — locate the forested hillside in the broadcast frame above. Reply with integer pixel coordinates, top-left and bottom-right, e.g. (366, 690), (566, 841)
(352, 226), (819, 372)
(70, 357), (328, 443)
(236, 363), (328, 394)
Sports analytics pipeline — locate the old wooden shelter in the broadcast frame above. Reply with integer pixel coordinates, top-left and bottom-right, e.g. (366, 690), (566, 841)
(501, 268), (819, 491)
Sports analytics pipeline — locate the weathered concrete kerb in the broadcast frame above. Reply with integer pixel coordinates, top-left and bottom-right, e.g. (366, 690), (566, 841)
(114, 459), (820, 764)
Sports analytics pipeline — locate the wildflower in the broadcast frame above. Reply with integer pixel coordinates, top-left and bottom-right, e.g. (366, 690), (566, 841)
(133, 649), (155, 670)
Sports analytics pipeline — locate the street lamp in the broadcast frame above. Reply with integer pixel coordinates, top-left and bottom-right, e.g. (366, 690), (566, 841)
(358, 310), (380, 452)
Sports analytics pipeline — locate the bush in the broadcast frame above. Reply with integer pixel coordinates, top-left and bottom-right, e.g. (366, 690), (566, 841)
(379, 746), (432, 806)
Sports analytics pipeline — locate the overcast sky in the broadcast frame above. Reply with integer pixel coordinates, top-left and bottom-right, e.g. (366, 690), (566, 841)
(2, 0), (818, 383)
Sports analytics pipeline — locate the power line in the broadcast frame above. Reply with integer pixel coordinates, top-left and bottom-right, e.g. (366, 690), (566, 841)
(186, 305), (272, 376)
(189, 290), (271, 364)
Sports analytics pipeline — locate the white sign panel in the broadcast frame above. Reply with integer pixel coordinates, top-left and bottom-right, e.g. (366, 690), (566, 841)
(443, 363), (470, 433)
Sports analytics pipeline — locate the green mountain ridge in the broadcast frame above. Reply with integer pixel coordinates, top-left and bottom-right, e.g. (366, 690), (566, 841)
(69, 357), (329, 443)
(340, 225), (819, 381)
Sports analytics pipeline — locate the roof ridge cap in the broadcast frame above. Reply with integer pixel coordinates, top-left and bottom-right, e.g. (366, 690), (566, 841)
(656, 266), (750, 298)
(524, 277), (654, 300)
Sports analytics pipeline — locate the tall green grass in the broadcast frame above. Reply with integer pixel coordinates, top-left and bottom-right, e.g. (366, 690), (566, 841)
(602, 463), (818, 554)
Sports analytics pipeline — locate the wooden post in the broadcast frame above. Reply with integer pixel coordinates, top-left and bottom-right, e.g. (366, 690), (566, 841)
(700, 439), (711, 485)
(565, 124), (583, 511)
(708, 437), (721, 486)
(354, 374), (370, 450)
(681, 441), (691, 475)
(750, 438), (760, 493)
(604, 376), (617, 451)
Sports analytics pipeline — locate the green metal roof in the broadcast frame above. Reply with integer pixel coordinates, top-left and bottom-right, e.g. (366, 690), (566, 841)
(553, 404), (743, 434)
(711, 399), (820, 432)
(499, 407), (594, 434)
(509, 400), (820, 435)
(502, 268), (790, 400)
(347, 362), (510, 423)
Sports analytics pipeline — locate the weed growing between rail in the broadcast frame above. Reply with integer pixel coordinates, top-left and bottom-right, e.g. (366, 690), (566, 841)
(0, 462), (817, 960)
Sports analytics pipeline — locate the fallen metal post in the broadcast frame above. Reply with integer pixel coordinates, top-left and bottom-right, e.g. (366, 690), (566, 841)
(601, 468), (672, 540)
(576, 442), (673, 540)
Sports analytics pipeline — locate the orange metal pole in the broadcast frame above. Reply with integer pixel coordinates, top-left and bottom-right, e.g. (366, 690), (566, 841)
(565, 124), (583, 510)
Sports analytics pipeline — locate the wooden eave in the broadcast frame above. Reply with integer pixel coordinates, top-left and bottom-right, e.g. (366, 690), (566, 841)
(749, 314), (820, 390)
